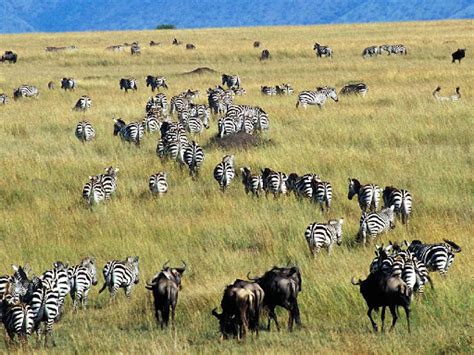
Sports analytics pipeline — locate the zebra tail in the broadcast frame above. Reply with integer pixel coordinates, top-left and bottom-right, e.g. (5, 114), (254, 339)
(98, 283), (107, 294)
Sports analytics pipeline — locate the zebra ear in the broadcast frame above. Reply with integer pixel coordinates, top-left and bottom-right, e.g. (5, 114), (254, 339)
(11, 264), (19, 272)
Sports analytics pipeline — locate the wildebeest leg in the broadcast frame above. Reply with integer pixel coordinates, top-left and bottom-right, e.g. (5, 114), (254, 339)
(404, 305), (411, 333)
(367, 308), (378, 332)
(389, 305), (398, 331)
(381, 306), (386, 332)
(268, 307), (280, 331)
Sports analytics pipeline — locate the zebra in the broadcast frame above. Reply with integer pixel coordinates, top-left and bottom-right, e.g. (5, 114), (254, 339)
(0, 264), (31, 302)
(146, 75), (168, 91)
(383, 186), (412, 225)
(222, 74), (241, 89)
(47, 81), (55, 90)
(432, 86), (461, 102)
(0, 93), (8, 104)
(408, 239), (461, 276)
(340, 83), (368, 96)
(179, 110), (209, 134)
(113, 118), (144, 146)
(276, 83), (294, 95)
(73, 95), (92, 111)
(207, 86), (233, 114)
(384, 44), (407, 55)
(305, 218), (344, 257)
(82, 175), (106, 205)
(261, 168), (288, 197)
(156, 122), (188, 163)
(149, 172), (168, 195)
(98, 256), (140, 299)
(286, 173), (319, 199)
(240, 167), (263, 197)
(347, 178), (380, 212)
(362, 46), (381, 58)
(213, 155), (235, 192)
(67, 257), (98, 311)
(41, 261), (70, 318)
(296, 87), (338, 109)
(252, 107), (269, 132)
(119, 78), (138, 92)
(313, 42), (333, 58)
(232, 88), (247, 96)
(91, 166), (119, 200)
(13, 85), (39, 100)
(146, 93), (168, 115)
(261, 86), (277, 95)
(170, 93), (191, 115)
(60, 77), (77, 91)
(183, 141), (205, 178)
(312, 179), (332, 212)
(142, 115), (161, 133)
(130, 42), (141, 55)
(0, 299), (35, 344)
(75, 121), (95, 142)
(218, 116), (239, 137)
(357, 206), (396, 245)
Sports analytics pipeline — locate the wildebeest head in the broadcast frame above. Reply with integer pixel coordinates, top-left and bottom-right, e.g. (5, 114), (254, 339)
(113, 117), (126, 136)
(347, 178), (361, 200)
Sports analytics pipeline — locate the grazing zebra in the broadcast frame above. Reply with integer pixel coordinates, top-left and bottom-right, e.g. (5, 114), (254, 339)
(383, 186), (412, 225)
(261, 168), (288, 197)
(432, 86), (461, 102)
(305, 218), (344, 257)
(357, 206), (395, 245)
(47, 81), (55, 90)
(0, 299), (35, 344)
(156, 121), (188, 163)
(0, 93), (8, 104)
(213, 155), (236, 192)
(119, 78), (138, 92)
(13, 85), (39, 100)
(222, 74), (241, 89)
(347, 178), (380, 212)
(113, 118), (144, 146)
(130, 42), (141, 55)
(313, 42), (333, 58)
(189, 103), (210, 122)
(408, 239), (461, 276)
(149, 172), (168, 195)
(142, 114), (161, 133)
(381, 44), (407, 55)
(73, 95), (92, 111)
(41, 261), (70, 318)
(146, 75), (168, 92)
(1, 50), (18, 63)
(183, 141), (205, 178)
(260, 49), (270, 61)
(240, 167), (263, 197)
(82, 175), (106, 205)
(340, 83), (368, 96)
(75, 121), (95, 142)
(362, 46), (381, 58)
(68, 257), (98, 311)
(276, 83), (294, 95)
(312, 179), (332, 212)
(286, 173), (319, 199)
(98, 257), (140, 299)
(61, 77), (77, 91)
(261, 86), (277, 95)
(296, 87), (338, 108)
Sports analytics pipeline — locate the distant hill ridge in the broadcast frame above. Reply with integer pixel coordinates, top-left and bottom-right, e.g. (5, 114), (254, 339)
(2, 0), (473, 34)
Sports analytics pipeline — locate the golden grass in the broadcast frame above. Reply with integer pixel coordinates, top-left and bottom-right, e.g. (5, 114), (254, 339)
(0, 19), (473, 353)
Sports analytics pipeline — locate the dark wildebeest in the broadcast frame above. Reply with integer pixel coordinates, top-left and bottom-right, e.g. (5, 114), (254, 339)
(186, 43), (196, 50)
(253, 41), (261, 48)
(0, 51), (17, 63)
(149, 41), (161, 47)
(47, 81), (55, 90)
(172, 38), (181, 46)
(145, 261), (186, 329)
(351, 270), (412, 333)
(247, 266), (302, 331)
(451, 48), (466, 63)
(61, 77), (77, 91)
(260, 49), (270, 61)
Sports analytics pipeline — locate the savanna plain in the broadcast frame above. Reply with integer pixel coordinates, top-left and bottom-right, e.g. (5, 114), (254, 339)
(0, 19), (473, 354)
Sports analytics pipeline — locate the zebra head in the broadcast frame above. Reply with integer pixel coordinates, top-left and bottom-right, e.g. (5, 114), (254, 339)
(313, 42), (321, 50)
(113, 118), (126, 136)
(222, 155), (235, 167)
(126, 256), (140, 284)
(145, 75), (154, 87)
(329, 218), (344, 245)
(104, 166), (119, 178)
(82, 257), (98, 286)
(326, 88), (338, 102)
(347, 178), (361, 200)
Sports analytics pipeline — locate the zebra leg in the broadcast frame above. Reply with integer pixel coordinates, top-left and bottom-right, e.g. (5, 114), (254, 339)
(125, 285), (133, 298)
(45, 319), (55, 347)
(82, 289), (89, 310)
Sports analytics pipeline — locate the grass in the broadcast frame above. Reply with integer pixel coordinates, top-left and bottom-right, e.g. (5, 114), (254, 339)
(0, 19), (473, 353)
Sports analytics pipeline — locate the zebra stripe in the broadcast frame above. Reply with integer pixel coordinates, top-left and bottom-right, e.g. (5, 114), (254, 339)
(340, 83), (368, 96)
(286, 173), (319, 199)
(305, 218), (344, 256)
(184, 141), (205, 178)
(130, 42), (141, 55)
(142, 115), (161, 133)
(408, 239), (461, 276)
(348, 178), (380, 212)
(312, 180), (332, 212)
(149, 172), (168, 195)
(357, 206), (395, 245)
(156, 122), (188, 163)
(261, 168), (287, 197)
(213, 155), (235, 192)
(119, 78), (138, 92)
(296, 87), (338, 108)
(68, 257), (98, 311)
(73, 95), (92, 111)
(218, 116), (239, 137)
(41, 262), (70, 317)
(362, 46), (381, 57)
(113, 118), (144, 146)
(146, 93), (168, 115)
(1, 301), (35, 343)
(240, 167), (263, 197)
(75, 121), (95, 142)
(98, 257), (140, 299)
(261, 86), (277, 95)
(13, 85), (39, 99)
(383, 186), (412, 224)
(82, 175), (106, 205)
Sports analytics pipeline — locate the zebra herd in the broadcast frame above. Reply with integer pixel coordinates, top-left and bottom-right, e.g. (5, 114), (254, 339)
(312, 42), (407, 58)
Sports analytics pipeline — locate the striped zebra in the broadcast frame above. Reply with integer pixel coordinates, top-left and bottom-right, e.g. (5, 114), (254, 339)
(183, 141), (205, 178)
(61, 77), (77, 91)
(13, 85), (39, 100)
(305, 218), (344, 257)
(381, 44), (407, 55)
(432, 86), (461, 102)
(130, 42), (141, 55)
(340, 83), (368, 96)
(286, 173), (319, 199)
(383, 186), (412, 225)
(98, 256), (140, 299)
(222, 74), (241, 89)
(146, 75), (168, 91)
(261, 86), (277, 95)
(240, 167), (263, 197)
(261, 168), (288, 197)
(218, 115), (239, 137)
(296, 87), (338, 109)
(207, 86), (233, 114)
(0, 264), (31, 302)
(146, 93), (168, 116)
(179, 110), (209, 134)
(357, 206), (395, 245)
(75, 121), (95, 142)
(313, 42), (333, 58)
(312, 179), (332, 212)
(0, 299), (35, 344)
(252, 107), (269, 132)
(149, 172), (168, 195)
(41, 261), (70, 318)
(213, 155), (235, 192)
(170, 93), (191, 115)
(156, 121), (188, 163)
(362, 46), (381, 57)
(408, 239), (461, 276)
(91, 166), (119, 200)
(68, 257), (98, 311)
(0, 93), (9, 104)
(119, 78), (138, 92)
(73, 95), (92, 111)
(276, 83), (294, 95)
(348, 178), (380, 212)
(232, 87), (247, 96)
(82, 175), (106, 205)
(113, 118), (144, 146)
(142, 114), (161, 133)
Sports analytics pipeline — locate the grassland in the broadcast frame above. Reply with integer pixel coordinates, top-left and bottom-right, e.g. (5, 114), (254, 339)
(0, 20), (473, 354)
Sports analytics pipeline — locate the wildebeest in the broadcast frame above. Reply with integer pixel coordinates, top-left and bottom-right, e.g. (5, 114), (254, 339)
(119, 78), (138, 92)
(172, 38), (181, 46)
(186, 43), (196, 50)
(145, 75), (168, 92)
(451, 48), (466, 63)
(145, 261), (186, 329)
(131, 42), (141, 55)
(0, 51), (17, 63)
(260, 49), (270, 61)
(351, 270), (412, 333)
(247, 266), (302, 331)
(61, 78), (77, 91)
(47, 81), (55, 90)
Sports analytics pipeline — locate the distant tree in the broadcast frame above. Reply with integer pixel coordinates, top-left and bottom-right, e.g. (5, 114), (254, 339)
(156, 24), (176, 30)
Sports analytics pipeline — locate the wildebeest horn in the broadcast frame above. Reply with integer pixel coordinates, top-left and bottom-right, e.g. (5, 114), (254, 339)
(351, 277), (361, 285)
(247, 272), (258, 281)
(145, 280), (156, 289)
(162, 260), (170, 269)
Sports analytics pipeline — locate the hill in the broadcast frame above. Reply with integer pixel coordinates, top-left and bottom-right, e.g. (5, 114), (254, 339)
(1, 0), (474, 33)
